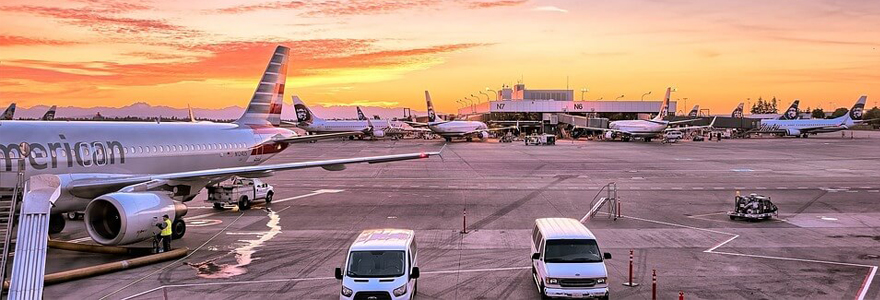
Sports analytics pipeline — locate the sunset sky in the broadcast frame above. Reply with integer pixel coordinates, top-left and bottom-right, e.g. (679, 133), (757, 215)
(1, 0), (878, 113)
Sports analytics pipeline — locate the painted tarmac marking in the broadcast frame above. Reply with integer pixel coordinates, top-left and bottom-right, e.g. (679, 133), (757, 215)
(621, 214), (878, 300)
(272, 189), (344, 204)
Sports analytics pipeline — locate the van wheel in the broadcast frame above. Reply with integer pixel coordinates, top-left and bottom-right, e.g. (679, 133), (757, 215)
(265, 192), (274, 204)
(213, 203), (224, 210)
(238, 196), (251, 210)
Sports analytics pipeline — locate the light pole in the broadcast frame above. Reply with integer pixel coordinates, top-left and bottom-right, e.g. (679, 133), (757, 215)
(580, 88), (589, 101)
(615, 95), (625, 100)
(465, 97), (476, 114)
(478, 91), (490, 102)
(641, 91), (651, 101)
(485, 87), (497, 100)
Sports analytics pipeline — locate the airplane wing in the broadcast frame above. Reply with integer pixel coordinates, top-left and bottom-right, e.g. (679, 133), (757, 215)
(272, 131), (364, 144)
(665, 117), (717, 132)
(66, 150), (442, 199)
(666, 118), (701, 125)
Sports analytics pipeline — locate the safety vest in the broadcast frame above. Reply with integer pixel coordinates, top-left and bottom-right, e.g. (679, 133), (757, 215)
(161, 219), (172, 236)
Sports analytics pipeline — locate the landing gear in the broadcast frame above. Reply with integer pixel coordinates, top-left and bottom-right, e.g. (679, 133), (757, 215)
(466, 137), (473, 142)
(444, 137), (452, 142)
(172, 218), (186, 240)
(49, 213), (65, 234)
(644, 137), (652, 142)
(238, 195), (251, 210)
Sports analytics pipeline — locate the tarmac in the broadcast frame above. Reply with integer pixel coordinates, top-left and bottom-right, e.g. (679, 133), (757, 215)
(44, 131), (880, 299)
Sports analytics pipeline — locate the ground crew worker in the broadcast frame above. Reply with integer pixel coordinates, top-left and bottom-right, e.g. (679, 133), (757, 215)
(158, 214), (172, 252)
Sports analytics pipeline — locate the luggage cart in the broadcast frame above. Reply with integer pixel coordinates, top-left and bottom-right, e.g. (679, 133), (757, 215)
(728, 193), (778, 221)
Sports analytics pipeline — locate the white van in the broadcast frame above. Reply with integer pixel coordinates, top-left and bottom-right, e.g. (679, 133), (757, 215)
(531, 218), (611, 299)
(336, 229), (419, 300)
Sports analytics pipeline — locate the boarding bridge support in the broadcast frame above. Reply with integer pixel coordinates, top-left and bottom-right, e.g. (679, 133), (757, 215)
(0, 170), (24, 294)
(581, 182), (619, 222)
(8, 174), (61, 300)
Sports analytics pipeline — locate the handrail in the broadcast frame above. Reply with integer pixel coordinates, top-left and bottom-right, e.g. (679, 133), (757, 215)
(0, 169), (24, 293)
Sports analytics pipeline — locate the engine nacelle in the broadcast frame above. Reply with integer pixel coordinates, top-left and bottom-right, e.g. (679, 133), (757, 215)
(372, 129), (385, 137)
(480, 131), (490, 140)
(786, 128), (801, 136)
(604, 131), (615, 139)
(85, 192), (187, 245)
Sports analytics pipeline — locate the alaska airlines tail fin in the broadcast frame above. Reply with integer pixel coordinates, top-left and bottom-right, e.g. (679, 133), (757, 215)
(778, 100), (800, 120)
(235, 45), (289, 126)
(687, 105), (700, 117)
(356, 106), (367, 120)
(837, 95), (867, 122)
(1, 103), (15, 120)
(731, 103), (744, 118)
(425, 90), (442, 122)
(41, 105), (56, 121)
(652, 87), (672, 121)
(292, 95), (322, 124)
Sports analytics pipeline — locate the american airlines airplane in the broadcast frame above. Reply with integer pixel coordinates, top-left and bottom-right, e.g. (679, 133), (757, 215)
(578, 87), (713, 142)
(0, 45), (440, 246)
(292, 96), (416, 139)
(1, 103), (15, 120)
(757, 96), (868, 137)
(413, 91), (511, 142)
(41, 105), (57, 121)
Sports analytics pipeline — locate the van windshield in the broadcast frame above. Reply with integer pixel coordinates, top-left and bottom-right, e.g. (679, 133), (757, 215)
(346, 251), (406, 278)
(544, 239), (602, 263)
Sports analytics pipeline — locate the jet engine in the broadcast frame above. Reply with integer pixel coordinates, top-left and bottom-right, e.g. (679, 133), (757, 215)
(604, 132), (615, 139)
(786, 128), (801, 136)
(84, 192), (187, 245)
(372, 129), (385, 137)
(479, 131), (490, 140)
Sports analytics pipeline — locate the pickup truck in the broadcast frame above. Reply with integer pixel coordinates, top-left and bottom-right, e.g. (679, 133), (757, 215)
(207, 177), (274, 210)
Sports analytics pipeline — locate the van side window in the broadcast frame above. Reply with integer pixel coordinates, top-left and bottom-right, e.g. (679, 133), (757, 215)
(532, 225), (540, 247)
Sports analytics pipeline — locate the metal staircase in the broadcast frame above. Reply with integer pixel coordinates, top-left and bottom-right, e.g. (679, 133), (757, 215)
(580, 182), (619, 222)
(0, 171), (24, 295)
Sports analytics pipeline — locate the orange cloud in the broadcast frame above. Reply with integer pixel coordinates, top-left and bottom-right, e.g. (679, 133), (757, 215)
(0, 35), (81, 46)
(1, 4), (194, 37)
(0, 40), (484, 86)
(467, 0), (528, 9)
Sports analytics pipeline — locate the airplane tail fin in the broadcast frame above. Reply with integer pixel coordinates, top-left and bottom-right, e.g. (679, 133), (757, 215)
(41, 105), (56, 121)
(425, 90), (441, 122)
(838, 95), (867, 122)
(652, 87), (672, 121)
(235, 45), (289, 126)
(731, 103), (744, 118)
(292, 95), (322, 124)
(356, 106), (367, 120)
(2, 103), (15, 120)
(687, 105), (700, 117)
(778, 100), (800, 120)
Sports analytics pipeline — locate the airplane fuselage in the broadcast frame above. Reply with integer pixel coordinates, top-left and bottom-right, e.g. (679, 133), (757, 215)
(428, 121), (488, 137)
(0, 120), (294, 210)
(609, 120), (667, 137)
(759, 118), (851, 135)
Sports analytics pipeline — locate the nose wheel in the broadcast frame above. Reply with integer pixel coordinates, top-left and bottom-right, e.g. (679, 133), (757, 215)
(172, 218), (186, 240)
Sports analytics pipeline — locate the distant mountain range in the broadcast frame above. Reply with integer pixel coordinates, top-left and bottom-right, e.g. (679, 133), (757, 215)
(8, 102), (433, 121)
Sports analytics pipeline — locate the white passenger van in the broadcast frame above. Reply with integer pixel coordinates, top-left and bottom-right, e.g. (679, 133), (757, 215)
(531, 218), (611, 299)
(336, 229), (419, 300)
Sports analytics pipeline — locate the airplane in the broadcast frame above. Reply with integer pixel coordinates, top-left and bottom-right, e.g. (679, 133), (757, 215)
(41, 105), (57, 121)
(757, 96), (868, 138)
(412, 91), (513, 142)
(575, 87), (715, 142)
(0, 45), (440, 246)
(687, 105), (700, 117)
(731, 103), (744, 118)
(779, 100), (800, 120)
(1, 103), (15, 120)
(292, 96), (418, 139)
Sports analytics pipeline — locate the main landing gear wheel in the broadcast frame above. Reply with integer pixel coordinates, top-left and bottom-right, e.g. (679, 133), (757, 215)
(466, 137), (473, 142)
(172, 218), (186, 240)
(49, 213), (65, 234)
(265, 192), (274, 204)
(238, 196), (252, 210)
(445, 137), (452, 142)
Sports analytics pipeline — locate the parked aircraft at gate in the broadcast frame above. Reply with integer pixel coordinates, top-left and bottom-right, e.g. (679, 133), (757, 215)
(757, 96), (868, 137)
(0, 45), (440, 246)
(292, 96), (417, 139)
